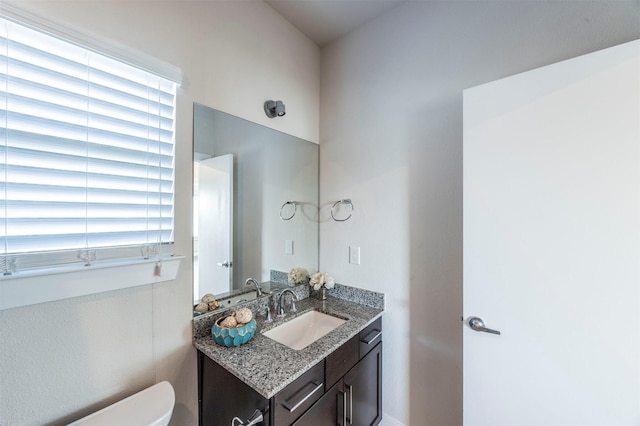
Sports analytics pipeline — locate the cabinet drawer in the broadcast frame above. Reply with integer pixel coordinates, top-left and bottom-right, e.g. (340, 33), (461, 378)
(273, 361), (325, 426)
(325, 335), (359, 390)
(291, 380), (343, 426)
(359, 317), (382, 359)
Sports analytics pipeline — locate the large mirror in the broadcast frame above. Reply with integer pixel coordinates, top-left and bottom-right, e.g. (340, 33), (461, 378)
(193, 104), (319, 306)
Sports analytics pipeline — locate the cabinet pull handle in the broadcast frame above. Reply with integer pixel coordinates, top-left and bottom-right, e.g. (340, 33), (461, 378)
(338, 389), (347, 426)
(361, 330), (382, 345)
(282, 381), (323, 413)
(346, 383), (353, 424)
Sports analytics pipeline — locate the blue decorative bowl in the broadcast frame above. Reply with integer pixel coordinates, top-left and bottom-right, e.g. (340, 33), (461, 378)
(211, 318), (257, 347)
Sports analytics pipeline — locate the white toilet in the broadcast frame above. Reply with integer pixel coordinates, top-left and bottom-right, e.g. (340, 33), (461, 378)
(68, 381), (175, 426)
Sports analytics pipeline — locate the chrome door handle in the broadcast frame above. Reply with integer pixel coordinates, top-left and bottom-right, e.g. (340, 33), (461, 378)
(218, 261), (232, 268)
(338, 390), (347, 426)
(282, 381), (323, 412)
(346, 383), (353, 424)
(468, 317), (501, 335)
(360, 330), (382, 345)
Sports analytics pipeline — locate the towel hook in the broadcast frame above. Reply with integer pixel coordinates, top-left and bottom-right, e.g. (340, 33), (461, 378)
(331, 199), (354, 222)
(280, 201), (299, 220)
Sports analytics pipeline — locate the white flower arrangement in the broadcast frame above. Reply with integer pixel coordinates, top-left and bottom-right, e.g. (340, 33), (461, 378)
(309, 272), (335, 291)
(288, 267), (309, 284)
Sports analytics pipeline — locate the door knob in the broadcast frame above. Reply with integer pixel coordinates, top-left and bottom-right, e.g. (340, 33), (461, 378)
(468, 316), (501, 335)
(218, 261), (232, 268)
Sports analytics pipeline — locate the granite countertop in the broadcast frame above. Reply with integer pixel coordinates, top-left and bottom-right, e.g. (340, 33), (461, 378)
(193, 295), (383, 399)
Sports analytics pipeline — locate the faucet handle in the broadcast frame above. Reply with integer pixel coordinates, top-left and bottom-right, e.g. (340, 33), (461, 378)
(265, 305), (272, 322)
(276, 292), (285, 317)
(290, 299), (297, 313)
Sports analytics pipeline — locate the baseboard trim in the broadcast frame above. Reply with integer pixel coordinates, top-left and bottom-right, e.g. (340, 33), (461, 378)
(381, 413), (406, 426)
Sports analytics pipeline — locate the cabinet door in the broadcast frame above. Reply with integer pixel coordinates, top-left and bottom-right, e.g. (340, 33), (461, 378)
(199, 351), (269, 426)
(344, 342), (382, 426)
(293, 380), (347, 426)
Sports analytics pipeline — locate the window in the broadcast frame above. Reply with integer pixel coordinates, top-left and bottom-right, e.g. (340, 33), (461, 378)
(0, 16), (177, 274)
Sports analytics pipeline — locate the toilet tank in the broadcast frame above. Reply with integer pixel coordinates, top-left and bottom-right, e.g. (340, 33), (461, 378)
(68, 381), (175, 426)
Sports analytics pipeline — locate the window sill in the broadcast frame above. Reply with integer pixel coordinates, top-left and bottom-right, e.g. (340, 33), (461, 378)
(0, 256), (184, 311)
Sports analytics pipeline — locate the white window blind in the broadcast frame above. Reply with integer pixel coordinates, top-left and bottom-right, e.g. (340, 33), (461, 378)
(0, 16), (177, 273)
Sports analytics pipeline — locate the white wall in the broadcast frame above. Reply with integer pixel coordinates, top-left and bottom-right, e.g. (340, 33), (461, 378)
(319, 1), (640, 425)
(0, 1), (319, 424)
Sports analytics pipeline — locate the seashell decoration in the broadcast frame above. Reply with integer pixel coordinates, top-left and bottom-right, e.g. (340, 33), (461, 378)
(235, 308), (253, 324)
(194, 302), (209, 313)
(201, 294), (216, 303)
(214, 308), (252, 330)
(219, 315), (238, 328)
(194, 293), (222, 316)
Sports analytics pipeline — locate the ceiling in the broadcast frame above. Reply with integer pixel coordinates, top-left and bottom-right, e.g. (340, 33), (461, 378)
(264, 0), (405, 47)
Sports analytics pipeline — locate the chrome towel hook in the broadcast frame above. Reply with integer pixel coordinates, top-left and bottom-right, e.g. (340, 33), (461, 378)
(331, 199), (354, 222)
(279, 201), (299, 220)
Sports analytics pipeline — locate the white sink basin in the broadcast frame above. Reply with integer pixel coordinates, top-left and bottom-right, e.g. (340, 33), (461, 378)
(262, 310), (346, 350)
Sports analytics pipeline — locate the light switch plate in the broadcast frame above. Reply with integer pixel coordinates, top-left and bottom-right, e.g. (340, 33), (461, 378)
(285, 240), (294, 255)
(349, 246), (360, 265)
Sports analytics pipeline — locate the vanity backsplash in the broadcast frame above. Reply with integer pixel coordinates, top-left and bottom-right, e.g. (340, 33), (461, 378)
(269, 269), (289, 285)
(324, 282), (385, 308)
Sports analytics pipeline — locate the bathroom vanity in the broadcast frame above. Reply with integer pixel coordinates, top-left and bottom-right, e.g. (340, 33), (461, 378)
(191, 103), (382, 425)
(193, 288), (383, 426)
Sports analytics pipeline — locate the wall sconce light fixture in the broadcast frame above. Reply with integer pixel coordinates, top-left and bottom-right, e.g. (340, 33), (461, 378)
(264, 100), (286, 118)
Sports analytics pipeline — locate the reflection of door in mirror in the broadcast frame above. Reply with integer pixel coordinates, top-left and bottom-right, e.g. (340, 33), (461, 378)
(194, 154), (233, 302)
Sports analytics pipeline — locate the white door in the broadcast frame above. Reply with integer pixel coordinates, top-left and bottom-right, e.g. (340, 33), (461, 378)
(197, 154), (233, 296)
(463, 40), (640, 425)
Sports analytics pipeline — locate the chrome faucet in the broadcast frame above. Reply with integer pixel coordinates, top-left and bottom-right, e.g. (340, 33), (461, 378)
(245, 278), (262, 297)
(277, 289), (298, 317)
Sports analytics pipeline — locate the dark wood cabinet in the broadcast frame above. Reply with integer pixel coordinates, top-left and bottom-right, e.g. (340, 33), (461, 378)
(198, 318), (382, 426)
(345, 342), (382, 426)
(295, 342), (382, 426)
(296, 319), (383, 426)
(198, 351), (270, 426)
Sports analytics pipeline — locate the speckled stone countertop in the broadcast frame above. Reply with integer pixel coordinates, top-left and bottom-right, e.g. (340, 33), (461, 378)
(193, 293), (383, 399)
